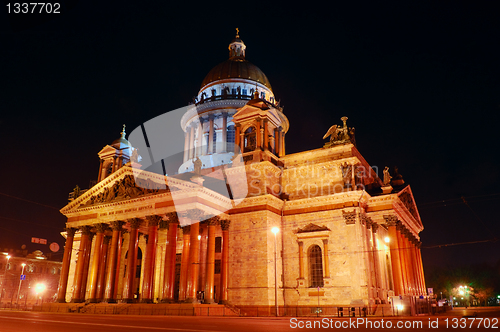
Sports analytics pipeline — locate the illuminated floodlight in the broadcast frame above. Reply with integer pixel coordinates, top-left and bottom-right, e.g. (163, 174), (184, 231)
(271, 227), (279, 235)
(397, 304), (404, 311)
(384, 237), (390, 243)
(34, 283), (46, 294)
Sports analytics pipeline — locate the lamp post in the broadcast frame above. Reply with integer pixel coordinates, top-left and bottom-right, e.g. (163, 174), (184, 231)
(271, 227), (279, 317)
(16, 263), (26, 305)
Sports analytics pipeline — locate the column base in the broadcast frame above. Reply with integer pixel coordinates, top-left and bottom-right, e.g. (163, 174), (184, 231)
(203, 299), (215, 304)
(70, 299), (84, 303)
(88, 298), (99, 303)
(218, 300), (229, 305)
(56, 299), (67, 303)
(184, 297), (198, 304)
(140, 299), (153, 303)
(160, 299), (176, 303)
(121, 299), (135, 303)
(104, 298), (117, 303)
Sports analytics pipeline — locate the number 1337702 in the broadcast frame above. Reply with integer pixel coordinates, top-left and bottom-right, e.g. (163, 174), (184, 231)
(444, 318), (498, 329)
(6, 3), (60, 14)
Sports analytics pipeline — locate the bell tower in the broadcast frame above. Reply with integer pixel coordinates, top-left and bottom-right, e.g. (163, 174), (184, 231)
(97, 125), (133, 182)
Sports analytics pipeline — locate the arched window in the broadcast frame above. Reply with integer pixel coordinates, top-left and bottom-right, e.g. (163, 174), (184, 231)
(244, 126), (256, 153)
(308, 245), (324, 288)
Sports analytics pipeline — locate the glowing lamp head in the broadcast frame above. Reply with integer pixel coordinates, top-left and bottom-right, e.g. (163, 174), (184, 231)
(6, 255), (10, 260)
(198, 235), (201, 240)
(397, 304), (404, 311)
(35, 283), (46, 294)
(271, 227), (279, 235)
(21, 263), (26, 267)
(384, 237), (390, 243)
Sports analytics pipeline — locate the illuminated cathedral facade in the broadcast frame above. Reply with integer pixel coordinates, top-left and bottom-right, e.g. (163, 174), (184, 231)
(56, 32), (426, 312)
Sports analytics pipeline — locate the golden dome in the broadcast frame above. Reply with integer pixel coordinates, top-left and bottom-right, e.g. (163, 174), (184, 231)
(200, 31), (272, 91)
(200, 57), (272, 90)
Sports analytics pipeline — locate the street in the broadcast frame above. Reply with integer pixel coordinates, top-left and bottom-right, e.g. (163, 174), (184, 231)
(0, 310), (498, 332)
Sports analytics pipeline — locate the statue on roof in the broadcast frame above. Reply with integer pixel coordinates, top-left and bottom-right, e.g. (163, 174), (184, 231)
(193, 157), (202, 176)
(383, 166), (392, 186)
(323, 116), (355, 148)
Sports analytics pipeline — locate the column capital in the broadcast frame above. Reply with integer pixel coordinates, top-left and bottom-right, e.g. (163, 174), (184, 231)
(160, 212), (180, 229)
(127, 218), (142, 229)
(360, 213), (371, 225)
(146, 215), (163, 227)
(220, 219), (231, 231)
(383, 214), (398, 226)
(110, 220), (125, 231)
(342, 210), (357, 225)
(322, 238), (329, 245)
(371, 223), (379, 233)
(207, 215), (220, 226)
(79, 225), (92, 236)
(95, 223), (109, 234)
(65, 227), (77, 237)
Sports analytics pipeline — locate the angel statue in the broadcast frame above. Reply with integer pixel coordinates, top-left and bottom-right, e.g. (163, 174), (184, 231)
(323, 116), (355, 148)
(323, 124), (339, 143)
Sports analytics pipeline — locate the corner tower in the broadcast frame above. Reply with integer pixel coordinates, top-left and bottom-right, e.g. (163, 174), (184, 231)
(179, 30), (285, 173)
(97, 125), (132, 182)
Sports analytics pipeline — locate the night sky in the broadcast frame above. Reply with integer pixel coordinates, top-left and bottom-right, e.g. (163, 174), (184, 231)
(1, 1), (499, 270)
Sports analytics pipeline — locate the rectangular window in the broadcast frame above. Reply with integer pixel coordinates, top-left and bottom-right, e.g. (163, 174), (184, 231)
(215, 237), (222, 253)
(242, 89), (247, 96)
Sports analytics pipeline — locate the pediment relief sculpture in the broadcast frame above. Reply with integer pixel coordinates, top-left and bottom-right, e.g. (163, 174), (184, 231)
(81, 174), (174, 207)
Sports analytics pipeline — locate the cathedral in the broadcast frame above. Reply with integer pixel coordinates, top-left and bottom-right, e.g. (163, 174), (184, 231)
(56, 31), (426, 313)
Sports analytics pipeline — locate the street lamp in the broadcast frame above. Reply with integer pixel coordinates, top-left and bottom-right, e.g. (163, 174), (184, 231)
(271, 227), (279, 317)
(16, 263), (26, 305)
(34, 283), (46, 305)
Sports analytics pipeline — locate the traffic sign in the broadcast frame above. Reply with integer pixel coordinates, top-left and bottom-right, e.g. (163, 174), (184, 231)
(20, 275), (26, 280)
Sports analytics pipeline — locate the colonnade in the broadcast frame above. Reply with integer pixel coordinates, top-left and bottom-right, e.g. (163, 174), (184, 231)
(57, 212), (231, 304)
(384, 215), (426, 296)
(183, 112), (230, 162)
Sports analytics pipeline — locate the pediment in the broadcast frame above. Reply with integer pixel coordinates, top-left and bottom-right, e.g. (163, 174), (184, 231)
(61, 167), (174, 214)
(296, 223), (330, 233)
(98, 145), (117, 156)
(396, 185), (423, 229)
(233, 105), (289, 132)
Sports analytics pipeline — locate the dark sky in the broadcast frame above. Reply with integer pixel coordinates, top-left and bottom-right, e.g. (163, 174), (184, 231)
(1, 1), (499, 269)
